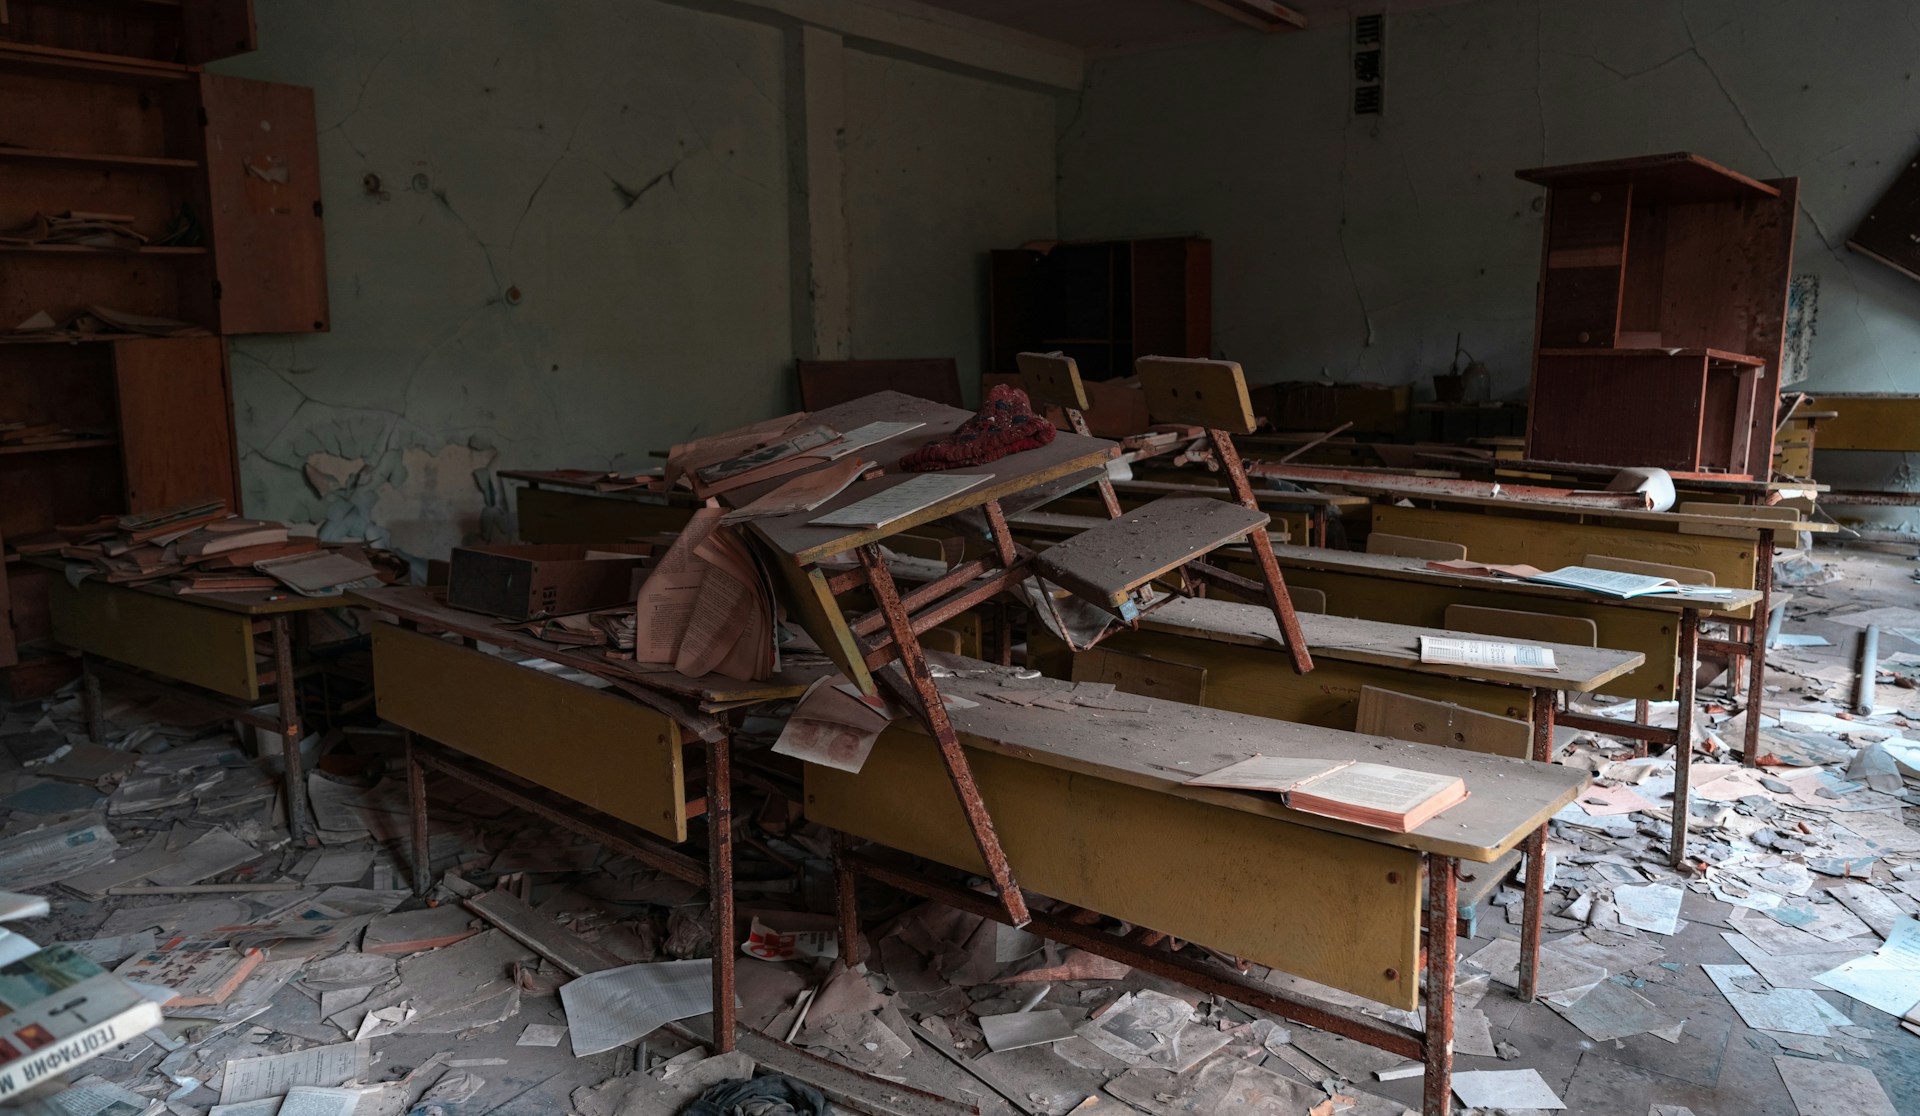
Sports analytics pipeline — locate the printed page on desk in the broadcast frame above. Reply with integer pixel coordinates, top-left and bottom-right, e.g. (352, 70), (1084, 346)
(1420, 636), (1557, 672)
(1183, 756), (1347, 793)
(1525, 565), (1729, 599)
(634, 506), (725, 664)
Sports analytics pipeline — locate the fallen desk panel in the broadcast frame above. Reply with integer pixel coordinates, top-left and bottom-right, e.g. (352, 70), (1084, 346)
(371, 624), (689, 842)
(49, 576), (258, 699)
(1276, 566), (1681, 702)
(807, 728), (1425, 1009)
(1373, 504), (1758, 619)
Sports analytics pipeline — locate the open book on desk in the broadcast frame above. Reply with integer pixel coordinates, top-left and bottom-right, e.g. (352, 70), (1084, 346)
(1427, 560), (1731, 600)
(1186, 755), (1468, 833)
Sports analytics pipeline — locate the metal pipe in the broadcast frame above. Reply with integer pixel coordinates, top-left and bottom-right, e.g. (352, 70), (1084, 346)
(1858, 625), (1880, 716)
(707, 733), (737, 1053)
(1422, 855), (1458, 1116)
(1670, 609), (1701, 870)
(1744, 536), (1774, 767)
(271, 615), (311, 845)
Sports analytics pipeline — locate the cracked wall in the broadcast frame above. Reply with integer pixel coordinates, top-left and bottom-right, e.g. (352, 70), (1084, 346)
(210, 0), (1057, 558)
(844, 50), (1058, 391)
(1059, 0), (1920, 466)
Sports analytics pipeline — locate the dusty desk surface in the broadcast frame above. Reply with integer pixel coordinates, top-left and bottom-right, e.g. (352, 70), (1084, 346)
(347, 585), (827, 709)
(1267, 544), (1764, 616)
(742, 391), (1116, 564)
(918, 658), (1587, 861)
(1140, 596), (1644, 692)
(38, 561), (346, 616)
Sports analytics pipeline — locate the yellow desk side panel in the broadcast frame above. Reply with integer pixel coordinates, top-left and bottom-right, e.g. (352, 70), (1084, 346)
(373, 624), (688, 842)
(49, 578), (258, 700)
(809, 731), (1425, 1010)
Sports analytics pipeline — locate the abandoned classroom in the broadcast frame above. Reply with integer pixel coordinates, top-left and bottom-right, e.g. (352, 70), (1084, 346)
(4, 2), (1920, 1115)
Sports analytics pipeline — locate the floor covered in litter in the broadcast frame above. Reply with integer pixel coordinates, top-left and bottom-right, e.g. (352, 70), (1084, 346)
(3, 546), (1920, 1116)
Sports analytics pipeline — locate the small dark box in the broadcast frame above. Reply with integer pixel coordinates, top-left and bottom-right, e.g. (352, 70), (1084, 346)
(446, 543), (653, 620)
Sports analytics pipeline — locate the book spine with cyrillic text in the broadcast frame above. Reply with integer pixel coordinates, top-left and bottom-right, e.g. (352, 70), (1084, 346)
(0, 1001), (163, 1100)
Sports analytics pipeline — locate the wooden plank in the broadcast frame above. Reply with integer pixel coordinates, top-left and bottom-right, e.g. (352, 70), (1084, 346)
(113, 337), (240, 514)
(1804, 394), (1920, 452)
(180, 0), (257, 63)
(465, 888), (623, 976)
(1070, 646), (1207, 705)
(1366, 533), (1466, 561)
(1033, 497), (1266, 609)
(1263, 563), (1682, 702)
(371, 624), (688, 842)
(807, 730), (1424, 1009)
(49, 576), (257, 699)
(1583, 554), (1715, 586)
(1136, 596), (1642, 692)
(1356, 685), (1531, 759)
(1015, 351), (1088, 411)
(198, 74), (330, 333)
(1372, 504), (1759, 617)
(515, 487), (694, 544)
(1443, 604), (1597, 648)
(1134, 356), (1258, 434)
(1073, 625), (1534, 728)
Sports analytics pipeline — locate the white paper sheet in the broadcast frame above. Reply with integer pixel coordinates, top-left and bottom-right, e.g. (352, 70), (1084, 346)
(809, 473), (990, 529)
(560, 959), (713, 1056)
(1450, 1069), (1566, 1110)
(1703, 964), (1851, 1036)
(516, 1023), (567, 1047)
(1418, 636), (1557, 672)
(1815, 916), (1920, 1017)
(1613, 884), (1684, 935)
(274, 1087), (359, 1116)
(219, 1041), (368, 1104)
(145, 828), (259, 887)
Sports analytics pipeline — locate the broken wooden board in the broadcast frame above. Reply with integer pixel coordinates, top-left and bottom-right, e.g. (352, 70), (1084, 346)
(1032, 497), (1267, 609)
(465, 888), (624, 977)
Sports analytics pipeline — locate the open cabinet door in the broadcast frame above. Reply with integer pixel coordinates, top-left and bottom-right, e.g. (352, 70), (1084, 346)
(198, 73), (330, 334)
(115, 337), (242, 515)
(181, 0), (258, 63)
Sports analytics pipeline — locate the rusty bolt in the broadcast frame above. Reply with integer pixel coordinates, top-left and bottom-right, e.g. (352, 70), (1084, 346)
(505, 286), (523, 305)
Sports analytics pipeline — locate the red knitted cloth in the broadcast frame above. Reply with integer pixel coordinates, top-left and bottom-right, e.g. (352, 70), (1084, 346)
(901, 385), (1056, 472)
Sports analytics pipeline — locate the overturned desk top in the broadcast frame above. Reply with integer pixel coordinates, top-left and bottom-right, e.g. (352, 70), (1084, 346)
(1266, 544), (1764, 617)
(919, 657), (1587, 862)
(743, 391), (1116, 565)
(1139, 596), (1644, 693)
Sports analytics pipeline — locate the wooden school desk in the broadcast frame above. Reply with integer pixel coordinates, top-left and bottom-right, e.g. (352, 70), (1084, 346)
(501, 469), (698, 544)
(1039, 596), (1641, 986)
(350, 585), (825, 1054)
(45, 572), (343, 843)
(809, 662), (1587, 1116)
(1243, 467), (1832, 766)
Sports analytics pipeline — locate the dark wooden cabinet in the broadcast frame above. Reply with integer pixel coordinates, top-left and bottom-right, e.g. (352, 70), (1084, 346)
(1516, 153), (1795, 478)
(0, 2), (315, 687)
(0, 0), (256, 64)
(989, 237), (1210, 380)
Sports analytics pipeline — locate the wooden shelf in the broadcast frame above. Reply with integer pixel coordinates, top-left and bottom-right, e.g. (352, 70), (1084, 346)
(1538, 347), (1765, 366)
(0, 146), (199, 170)
(0, 331), (202, 346)
(0, 436), (119, 455)
(0, 41), (195, 82)
(0, 243), (206, 255)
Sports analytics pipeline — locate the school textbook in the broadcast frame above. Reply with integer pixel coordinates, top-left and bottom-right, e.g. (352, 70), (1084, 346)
(0, 941), (163, 1100)
(1419, 635), (1557, 672)
(1185, 756), (1469, 832)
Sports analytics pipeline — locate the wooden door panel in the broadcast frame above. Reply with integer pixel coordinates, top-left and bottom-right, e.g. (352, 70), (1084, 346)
(114, 336), (240, 514)
(198, 73), (329, 333)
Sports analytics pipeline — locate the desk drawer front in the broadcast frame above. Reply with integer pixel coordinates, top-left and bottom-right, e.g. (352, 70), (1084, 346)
(373, 625), (687, 842)
(49, 579), (258, 699)
(808, 731), (1424, 1010)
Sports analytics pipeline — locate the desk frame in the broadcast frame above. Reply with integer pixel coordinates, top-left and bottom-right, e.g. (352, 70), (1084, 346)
(834, 844), (1462, 1116)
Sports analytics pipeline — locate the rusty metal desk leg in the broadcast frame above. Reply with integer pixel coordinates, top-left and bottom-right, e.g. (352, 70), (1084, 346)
(1210, 431), (1313, 675)
(271, 615), (311, 845)
(1311, 507), (1328, 549)
(81, 654), (105, 745)
(1423, 853), (1459, 1116)
(406, 733), (430, 897)
(707, 734), (736, 1054)
(1743, 536), (1774, 767)
(858, 546), (1031, 928)
(833, 831), (863, 967)
(1516, 689), (1553, 1004)
(1670, 610), (1701, 870)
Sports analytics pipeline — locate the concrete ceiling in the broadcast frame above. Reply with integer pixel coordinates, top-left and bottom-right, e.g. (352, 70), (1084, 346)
(911, 0), (1476, 53)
